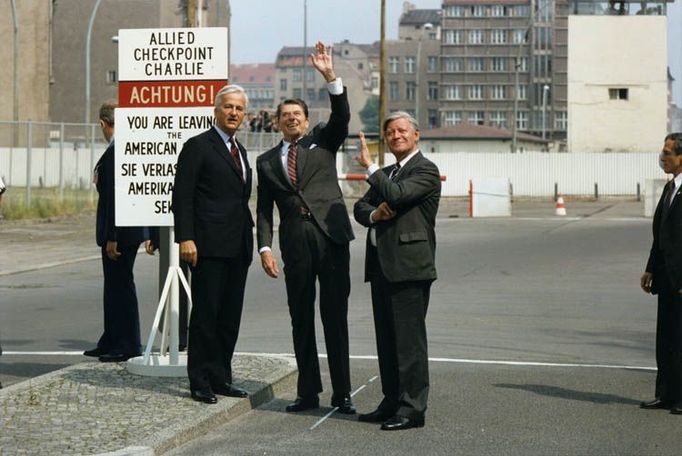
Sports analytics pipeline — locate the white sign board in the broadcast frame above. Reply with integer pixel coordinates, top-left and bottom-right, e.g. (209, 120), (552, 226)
(115, 27), (228, 226)
(470, 177), (511, 217)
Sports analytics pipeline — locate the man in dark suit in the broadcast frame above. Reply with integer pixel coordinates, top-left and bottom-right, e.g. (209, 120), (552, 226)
(256, 41), (355, 414)
(640, 132), (682, 414)
(84, 100), (152, 363)
(172, 85), (253, 404)
(354, 111), (441, 430)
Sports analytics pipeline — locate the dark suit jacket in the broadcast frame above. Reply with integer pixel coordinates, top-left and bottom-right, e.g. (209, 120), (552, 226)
(256, 90), (354, 262)
(354, 152), (441, 283)
(95, 141), (147, 248)
(172, 128), (254, 263)
(646, 179), (682, 293)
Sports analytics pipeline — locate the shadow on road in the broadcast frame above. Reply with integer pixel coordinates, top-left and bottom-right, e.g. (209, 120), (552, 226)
(494, 383), (640, 405)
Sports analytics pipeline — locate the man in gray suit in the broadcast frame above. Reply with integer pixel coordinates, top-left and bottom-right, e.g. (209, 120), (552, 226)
(354, 111), (441, 430)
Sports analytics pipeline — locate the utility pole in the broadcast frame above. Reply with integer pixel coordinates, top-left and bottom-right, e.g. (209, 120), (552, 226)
(10, 0), (18, 145)
(378, 0), (386, 166)
(186, 0), (197, 27)
(302, 0), (308, 104)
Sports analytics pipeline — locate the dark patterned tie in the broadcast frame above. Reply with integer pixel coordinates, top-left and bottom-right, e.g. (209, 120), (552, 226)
(389, 163), (401, 180)
(230, 137), (244, 183)
(287, 138), (300, 186)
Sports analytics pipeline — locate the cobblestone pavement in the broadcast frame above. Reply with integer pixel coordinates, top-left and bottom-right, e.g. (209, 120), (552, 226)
(0, 354), (297, 455)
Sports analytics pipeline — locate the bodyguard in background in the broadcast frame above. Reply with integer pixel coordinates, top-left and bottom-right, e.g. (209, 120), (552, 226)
(354, 111), (441, 430)
(84, 100), (152, 363)
(256, 42), (355, 414)
(640, 132), (682, 414)
(172, 84), (253, 404)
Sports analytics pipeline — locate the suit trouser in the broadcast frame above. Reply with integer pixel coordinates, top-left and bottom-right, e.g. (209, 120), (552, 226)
(368, 247), (431, 420)
(655, 274), (682, 403)
(98, 245), (141, 355)
(187, 256), (248, 391)
(283, 220), (351, 398)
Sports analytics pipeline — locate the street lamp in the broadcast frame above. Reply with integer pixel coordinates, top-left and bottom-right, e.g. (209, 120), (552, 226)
(541, 84), (550, 140)
(85, 0), (104, 124)
(415, 22), (434, 127)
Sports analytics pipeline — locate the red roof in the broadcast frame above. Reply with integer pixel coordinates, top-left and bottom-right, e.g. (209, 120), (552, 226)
(229, 63), (275, 85)
(420, 123), (547, 143)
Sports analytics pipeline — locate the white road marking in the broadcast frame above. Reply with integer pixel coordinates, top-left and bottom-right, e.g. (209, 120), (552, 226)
(3, 351), (656, 371)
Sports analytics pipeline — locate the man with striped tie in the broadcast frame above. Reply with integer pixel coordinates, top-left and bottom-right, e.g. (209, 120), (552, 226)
(256, 41), (355, 414)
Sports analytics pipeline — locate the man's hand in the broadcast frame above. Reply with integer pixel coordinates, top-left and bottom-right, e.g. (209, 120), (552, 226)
(106, 241), (121, 261)
(260, 250), (279, 278)
(355, 132), (373, 169)
(179, 240), (198, 267)
(373, 202), (397, 222)
(641, 272), (653, 294)
(310, 41), (336, 82)
(144, 240), (156, 256)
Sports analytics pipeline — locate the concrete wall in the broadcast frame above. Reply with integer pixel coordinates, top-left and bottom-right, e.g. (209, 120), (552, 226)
(567, 16), (668, 152)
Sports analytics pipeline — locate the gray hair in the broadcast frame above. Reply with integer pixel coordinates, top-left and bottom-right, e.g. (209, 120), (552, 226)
(665, 132), (682, 155)
(214, 84), (249, 108)
(99, 99), (117, 126)
(383, 111), (419, 133)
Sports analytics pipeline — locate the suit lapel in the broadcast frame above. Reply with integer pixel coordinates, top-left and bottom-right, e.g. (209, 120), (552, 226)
(208, 129), (244, 183)
(393, 151), (423, 182)
(268, 141), (294, 189)
(294, 135), (313, 188)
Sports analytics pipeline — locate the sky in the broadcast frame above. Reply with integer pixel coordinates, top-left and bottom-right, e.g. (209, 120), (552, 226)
(229, 0), (682, 105)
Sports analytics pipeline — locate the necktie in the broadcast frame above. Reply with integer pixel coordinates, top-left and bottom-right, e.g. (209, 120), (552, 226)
(389, 163), (401, 180)
(230, 137), (244, 183)
(287, 139), (299, 186)
(668, 180), (677, 207)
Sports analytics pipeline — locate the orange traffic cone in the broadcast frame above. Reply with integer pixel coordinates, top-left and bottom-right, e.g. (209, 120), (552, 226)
(555, 195), (567, 216)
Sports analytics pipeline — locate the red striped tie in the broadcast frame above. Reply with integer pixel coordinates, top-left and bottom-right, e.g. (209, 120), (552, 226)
(287, 138), (299, 186)
(230, 137), (244, 183)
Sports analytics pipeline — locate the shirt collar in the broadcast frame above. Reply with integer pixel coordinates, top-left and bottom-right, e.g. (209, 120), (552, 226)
(214, 125), (235, 145)
(673, 172), (682, 189)
(396, 149), (420, 169)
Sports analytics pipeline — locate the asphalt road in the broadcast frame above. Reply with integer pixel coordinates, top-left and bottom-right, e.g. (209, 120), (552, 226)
(4, 212), (680, 454)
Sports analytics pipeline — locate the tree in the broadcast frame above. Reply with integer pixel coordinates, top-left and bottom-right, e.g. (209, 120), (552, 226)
(359, 95), (379, 133)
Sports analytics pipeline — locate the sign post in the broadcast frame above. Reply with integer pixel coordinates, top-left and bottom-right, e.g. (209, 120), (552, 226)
(114, 27), (228, 376)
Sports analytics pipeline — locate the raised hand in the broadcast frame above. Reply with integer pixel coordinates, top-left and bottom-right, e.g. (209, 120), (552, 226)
(355, 132), (374, 168)
(310, 41), (336, 82)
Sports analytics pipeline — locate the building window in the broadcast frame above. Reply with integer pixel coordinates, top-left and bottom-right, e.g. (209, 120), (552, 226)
(491, 29), (507, 44)
(468, 30), (484, 45)
(512, 29), (527, 44)
(280, 79), (287, 91)
(516, 111), (529, 130)
(293, 68), (302, 82)
(518, 85), (528, 100)
(471, 5), (486, 17)
(443, 57), (464, 72)
(490, 111), (507, 128)
(389, 81), (399, 101)
(491, 5), (506, 17)
(406, 81), (417, 101)
(555, 111), (568, 130)
(106, 70), (117, 84)
(444, 5), (465, 17)
(307, 89), (316, 100)
(371, 76), (379, 89)
(468, 57), (484, 72)
(358, 63), (364, 70)
(444, 30), (463, 45)
(519, 57), (529, 71)
(405, 56), (416, 74)
(513, 5), (530, 17)
(444, 85), (461, 100)
(428, 109), (438, 128)
(469, 85), (483, 100)
(427, 81), (439, 100)
(306, 68), (315, 82)
(389, 56), (400, 73)
(427, 56), (438, 73)
(491, 85), (507, 100)
(609, 88), (629, 100)
(319, 88), (327, 100)
(444, 111), (463, 126)
(468, 111), (485, 125)
(492, 57), (506, 72)
(293, 88), (302, 98)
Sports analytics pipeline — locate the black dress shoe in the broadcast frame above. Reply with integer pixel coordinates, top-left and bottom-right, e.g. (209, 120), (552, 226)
(358, 408), (394, 423)
(83, 347), (106, 357)
(670, 404), (682, 414)
(640, 398), (670, 409)
(285, 396), (319, 412)
(331, 394), (356, 414)
(212, 383), (248, 398)
(98, 352), (139, 363)
(191, 388), (217, 404)
(380, 415), (425, 431)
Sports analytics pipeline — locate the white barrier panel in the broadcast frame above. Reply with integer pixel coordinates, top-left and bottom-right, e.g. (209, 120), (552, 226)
(470, 177), (511, 217)
(644, 178), (668, 217)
